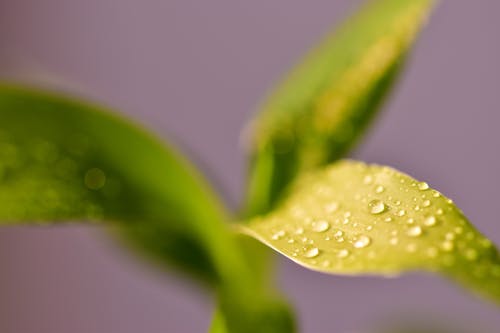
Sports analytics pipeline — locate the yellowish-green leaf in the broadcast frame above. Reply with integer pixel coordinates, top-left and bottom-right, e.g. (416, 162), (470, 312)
(245, 0), (435, 216)
(240, 160), (500, 303)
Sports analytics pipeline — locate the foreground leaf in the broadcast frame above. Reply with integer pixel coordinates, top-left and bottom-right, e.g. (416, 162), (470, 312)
(0, 84), (249, 287)
(240, 160), (500, 303)
(245, 0), (435, 215)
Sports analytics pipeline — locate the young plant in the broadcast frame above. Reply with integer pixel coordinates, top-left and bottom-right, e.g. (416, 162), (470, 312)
(0, 0), (498, 332)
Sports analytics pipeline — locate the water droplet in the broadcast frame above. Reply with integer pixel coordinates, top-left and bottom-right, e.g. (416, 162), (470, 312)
(295, 227), (304, 235)
(406, 243), (417, 252)
(287, 239), (295, 244)
(436, 208), (444, 215)
(366, 225), (373, 231)
(312, 220), (330, 233)
(304, 247), (320, 258)
(353, 235), (371, 248)
(424, 216), (437, 227)
(368, 199), (386, 214)
(389, 237), (399, 245)
(464, 248), (478, 261)
(407, 218), (415, 224)
(344, 212), (352, 218)
(84, 168), (106, 190)
(397, 209), (406, 217)
(334, 230), (344, 242)
(441, 241), (454, 252)
(445, 232), (455, 241)
(375, 185), (385, 193)
(321, 260), (331, 268)
(384, 217), (393, 222)
(418, 182), (429, 190)
(363, 175), (374, 185)
(422, 200), (431, 207)
(272, 230), (286, 240)
(433, 192), (440, 198)
(337, 249), (350, 258)
(407, 226), (422, 237)
(454, 226), (463, 234)
(325, 202), (339, 213)
(426, 247), (438, 258)
(290, 206), (305, 218)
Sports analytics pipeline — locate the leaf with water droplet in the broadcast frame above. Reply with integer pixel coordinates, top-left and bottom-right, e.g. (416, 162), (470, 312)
(244, 0), (436, 216)
(238, 160), (500, 304)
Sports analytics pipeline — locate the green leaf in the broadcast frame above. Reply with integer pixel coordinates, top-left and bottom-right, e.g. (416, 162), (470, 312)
(210, 292), (296, 333)
(0, 84), (297, 333)
(244, 0), (435, 215)
(0, 84), (249, 287)
(239, 160), (500, 303)
(209, 307), (228, 333)
(207, 235), (296, 333)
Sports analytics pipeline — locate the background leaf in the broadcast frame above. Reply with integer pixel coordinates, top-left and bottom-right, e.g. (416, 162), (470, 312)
(244, 0), (435, 216)
(240, 160), (500, 303)
(0, 84), (250, 288)
(210, 293), (296, 333)
(0, 84), (297, 333)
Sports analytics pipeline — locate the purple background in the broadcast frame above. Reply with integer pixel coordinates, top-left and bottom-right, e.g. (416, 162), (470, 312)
(0, 0), (499, 332)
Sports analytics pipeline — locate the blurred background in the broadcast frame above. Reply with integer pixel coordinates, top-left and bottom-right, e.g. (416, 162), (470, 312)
(0, 0), (499, 332)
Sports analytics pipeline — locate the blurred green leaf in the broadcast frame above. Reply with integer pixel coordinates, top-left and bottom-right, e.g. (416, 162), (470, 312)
(0, 84), (249, 287)
(0, 84), (297, 333)
(239, 160), (500, 303)
(245, 0), (435, 216)
(209, 308), (228, 333)
(210, 291), (296, 333)
(207, 233), (296, 332)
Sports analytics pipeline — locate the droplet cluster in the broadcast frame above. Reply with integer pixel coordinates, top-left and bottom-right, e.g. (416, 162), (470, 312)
(247, 161), (497, 278)
(0, 129), (121, 222)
